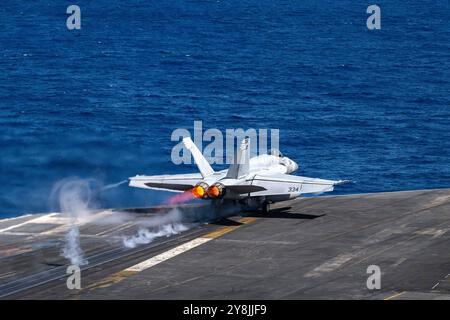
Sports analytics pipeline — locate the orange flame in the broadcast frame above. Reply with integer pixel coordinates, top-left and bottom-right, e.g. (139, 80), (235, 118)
(191, 185), (205, 198)
(207, 185), (220, 198)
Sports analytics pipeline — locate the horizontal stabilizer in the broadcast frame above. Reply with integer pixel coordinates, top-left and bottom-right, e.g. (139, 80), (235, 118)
(143, 182), (192, 191)
(129, 173), (203, 192)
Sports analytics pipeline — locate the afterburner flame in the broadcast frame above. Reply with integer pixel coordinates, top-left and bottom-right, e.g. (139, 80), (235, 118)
(207, 185), (220, 198)
(166, 190), (194, 205)
(191, 185), (205, 198)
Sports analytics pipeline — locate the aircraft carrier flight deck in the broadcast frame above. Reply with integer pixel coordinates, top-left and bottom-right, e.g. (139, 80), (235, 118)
(1, 188), (450, 300)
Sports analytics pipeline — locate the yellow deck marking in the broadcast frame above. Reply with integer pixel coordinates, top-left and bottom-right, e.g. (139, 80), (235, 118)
(86, 216), (257, 291)
(203, 217), (256, 239)
(202, 226), (239, 239)
(238, 217), (257, 224)
(85, 270), (138, 290)
(384, 291), (405, 300)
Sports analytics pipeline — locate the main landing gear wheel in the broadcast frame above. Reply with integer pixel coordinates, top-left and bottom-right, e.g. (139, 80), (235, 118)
(262, 202), (270, 214)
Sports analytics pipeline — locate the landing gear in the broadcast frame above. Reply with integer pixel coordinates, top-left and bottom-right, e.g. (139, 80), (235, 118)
(262, 201), (270, 214)
(238, 198), (270, 214)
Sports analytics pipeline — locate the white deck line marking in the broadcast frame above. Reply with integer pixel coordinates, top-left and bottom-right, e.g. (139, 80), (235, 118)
(304, 253), (356, 278)
(431, 273), (450, 290)
(0, 211), (116, 236)
(125, 237), (212, 272)
(0, 214), (32, 223)
(0, 213), (58, 233)
(27, 213), (65, 224)
(40, 225), (69, 236)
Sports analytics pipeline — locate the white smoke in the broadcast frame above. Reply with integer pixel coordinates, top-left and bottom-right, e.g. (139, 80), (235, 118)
(62, 224), (88, 266)
(122, 223), (188, 248)
(49, 178), (98, 266)
(121, 207), (190, 248)
(119, 202), (242, 249)
(49, 177), (239, 257)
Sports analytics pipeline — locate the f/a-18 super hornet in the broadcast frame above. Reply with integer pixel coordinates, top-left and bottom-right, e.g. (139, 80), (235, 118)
(129, 137), (348, 213)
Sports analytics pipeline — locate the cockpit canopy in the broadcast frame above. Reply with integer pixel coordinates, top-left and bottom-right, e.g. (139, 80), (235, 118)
(279, 156), (299, 173)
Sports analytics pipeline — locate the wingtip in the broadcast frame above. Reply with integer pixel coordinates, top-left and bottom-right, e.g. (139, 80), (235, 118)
(334, 179), (352, 186)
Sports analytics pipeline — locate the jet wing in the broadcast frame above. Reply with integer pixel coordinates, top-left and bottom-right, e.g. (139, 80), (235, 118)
(129, 173), (203, 192)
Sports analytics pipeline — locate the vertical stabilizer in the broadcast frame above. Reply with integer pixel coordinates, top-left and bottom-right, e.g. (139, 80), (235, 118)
(182, 137), (214, 178)
(226, 138), (250, 179)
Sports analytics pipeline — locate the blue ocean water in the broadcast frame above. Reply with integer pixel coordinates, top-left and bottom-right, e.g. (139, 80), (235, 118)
(0, 1), (449, 217)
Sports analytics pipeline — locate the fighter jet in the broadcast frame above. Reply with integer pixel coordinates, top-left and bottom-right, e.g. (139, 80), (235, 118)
(129, 137), (348, 213)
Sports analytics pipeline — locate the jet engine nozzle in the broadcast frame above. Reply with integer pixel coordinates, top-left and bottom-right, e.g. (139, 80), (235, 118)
(192, 182), (209, 199)
(206, 183), (225, 199)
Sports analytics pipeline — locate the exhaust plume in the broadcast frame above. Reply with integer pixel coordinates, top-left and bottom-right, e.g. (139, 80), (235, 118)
(165, 190), (194, 205)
